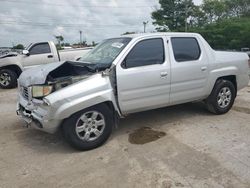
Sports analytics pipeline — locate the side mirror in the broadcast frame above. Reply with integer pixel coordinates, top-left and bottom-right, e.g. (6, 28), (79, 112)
(22, 50), (30, 56)
(75, 57), (81, 61)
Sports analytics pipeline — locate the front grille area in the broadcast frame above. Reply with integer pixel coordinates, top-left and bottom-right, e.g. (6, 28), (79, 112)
(22, 87), (29, 100)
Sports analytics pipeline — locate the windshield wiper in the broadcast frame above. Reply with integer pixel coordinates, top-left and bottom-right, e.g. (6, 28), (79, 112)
(86, 63), (111, 72)
(67, 60), (92, 65)
(66, 60), (110, 73)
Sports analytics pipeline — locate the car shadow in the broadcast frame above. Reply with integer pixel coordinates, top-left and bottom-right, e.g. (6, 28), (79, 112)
(114, 102), (212, 137)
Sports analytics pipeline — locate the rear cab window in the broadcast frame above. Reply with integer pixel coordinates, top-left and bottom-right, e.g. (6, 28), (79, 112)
(171, 37), (201, 62)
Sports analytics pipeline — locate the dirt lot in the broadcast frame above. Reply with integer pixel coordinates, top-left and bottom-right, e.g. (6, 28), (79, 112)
(0, 85), (250, 188)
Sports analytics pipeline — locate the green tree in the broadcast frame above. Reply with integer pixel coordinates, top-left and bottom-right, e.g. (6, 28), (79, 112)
(225, 0), (250, 17)
(121, 31), (136, 35)
(152, 0), (250, 50)
(152, 0), (197, 31)
(202, 0), (227, 23)
(191, 17), (250, 50)
(54, 35), (64, 49)
(92, 41), (97, 46)
(12, 44), (24, 50)
(189, 5), (206, 27)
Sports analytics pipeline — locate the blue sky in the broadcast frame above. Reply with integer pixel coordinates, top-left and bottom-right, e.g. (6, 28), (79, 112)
(0, 0), (203, 47)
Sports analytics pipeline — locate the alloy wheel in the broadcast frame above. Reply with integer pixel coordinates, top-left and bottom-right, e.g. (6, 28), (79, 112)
(217, 87), (232, 108)
(75, 111), (106, 142)
(0, 72), (11, 86)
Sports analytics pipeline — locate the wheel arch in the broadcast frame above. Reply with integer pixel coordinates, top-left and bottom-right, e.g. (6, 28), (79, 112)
(216, 75), (237, 89)
(205, 75), (237, 115)
(53, 94), (121, 120)
(59, 101), (120, 132)
(210, 75), (237, 96)
(0, 64), (22, 77)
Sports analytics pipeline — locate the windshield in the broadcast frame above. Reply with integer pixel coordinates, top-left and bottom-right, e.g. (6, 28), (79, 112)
(25, 43), (33, 50)
(79, 37), (131, 66)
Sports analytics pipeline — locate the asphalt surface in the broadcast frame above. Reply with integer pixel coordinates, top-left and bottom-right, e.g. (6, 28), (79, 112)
(0, 84), (250, 188)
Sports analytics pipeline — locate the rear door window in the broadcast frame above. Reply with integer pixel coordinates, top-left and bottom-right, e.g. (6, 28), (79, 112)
(171, 37), (201, 62)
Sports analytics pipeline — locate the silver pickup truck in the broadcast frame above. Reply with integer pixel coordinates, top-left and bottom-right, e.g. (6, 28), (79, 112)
(17, 33), (249, 150)
(0, 41), (91, 89)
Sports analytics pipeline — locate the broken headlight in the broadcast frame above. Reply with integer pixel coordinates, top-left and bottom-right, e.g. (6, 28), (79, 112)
(32, 85), (53, 98)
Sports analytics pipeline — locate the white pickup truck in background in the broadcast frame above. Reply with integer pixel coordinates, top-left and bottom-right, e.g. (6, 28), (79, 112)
(0, 41), (92, 88)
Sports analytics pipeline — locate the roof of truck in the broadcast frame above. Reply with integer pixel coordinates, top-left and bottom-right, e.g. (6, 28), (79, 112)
(123, 32), (201, 39)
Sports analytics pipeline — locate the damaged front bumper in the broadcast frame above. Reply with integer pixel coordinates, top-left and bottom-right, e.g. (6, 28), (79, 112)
(16, 93), (62, 134)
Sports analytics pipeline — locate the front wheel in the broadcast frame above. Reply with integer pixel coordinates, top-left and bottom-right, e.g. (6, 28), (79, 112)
(206, 79), (236, 115)
(62, 104), (114, 151)
(0, 69), (18, 89)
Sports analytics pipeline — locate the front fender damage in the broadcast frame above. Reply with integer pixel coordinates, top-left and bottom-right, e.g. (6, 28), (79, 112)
(44, 74), (120, 121)
(17, 60), (120, 133)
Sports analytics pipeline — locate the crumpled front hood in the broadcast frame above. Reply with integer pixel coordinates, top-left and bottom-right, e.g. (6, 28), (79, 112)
(0, 54), (22, 65)
(18, 61), (65, 86)
(0, 52), (19, 59)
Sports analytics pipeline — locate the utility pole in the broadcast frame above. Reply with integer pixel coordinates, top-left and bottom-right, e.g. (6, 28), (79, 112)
(143, 21), (148, 33)
(185, 0), (188, 32)
(79, 30), (82, 45)
(185, 5), (187, 32)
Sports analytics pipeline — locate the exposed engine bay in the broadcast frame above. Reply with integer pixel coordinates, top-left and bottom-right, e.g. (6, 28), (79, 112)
(44, 61), (111, 93)
(46, 61), (94, 91)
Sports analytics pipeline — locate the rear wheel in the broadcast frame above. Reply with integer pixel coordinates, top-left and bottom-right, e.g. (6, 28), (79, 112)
(0, 69), (18, 89)
(206, 79), (236, 115)
(62, 104), (114, 151)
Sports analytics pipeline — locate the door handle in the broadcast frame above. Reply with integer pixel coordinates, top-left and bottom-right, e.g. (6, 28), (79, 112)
(201, 66), (207, 71)
(47, 55), (53, 58)
(160, 72), (168, 78)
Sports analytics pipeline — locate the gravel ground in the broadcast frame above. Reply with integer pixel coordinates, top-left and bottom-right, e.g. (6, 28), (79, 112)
(0, 84), (250, 188)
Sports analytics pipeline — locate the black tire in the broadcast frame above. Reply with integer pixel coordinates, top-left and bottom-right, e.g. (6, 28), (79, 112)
(62, 104), (114, 151)
(0, 69), (18, 89)
(206, 79), (236, 115)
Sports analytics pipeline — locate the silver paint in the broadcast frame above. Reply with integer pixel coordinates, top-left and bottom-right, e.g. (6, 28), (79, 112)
(17, 32), (250, 134)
